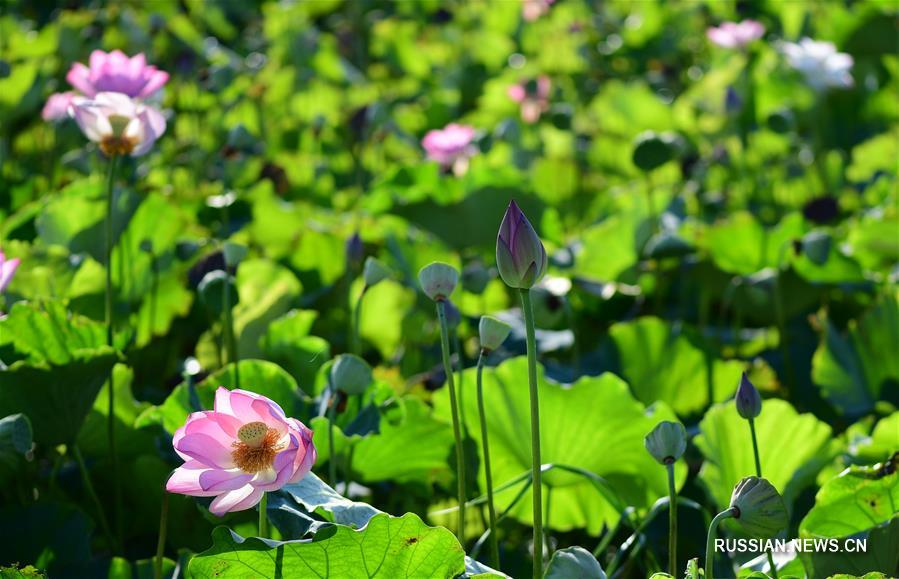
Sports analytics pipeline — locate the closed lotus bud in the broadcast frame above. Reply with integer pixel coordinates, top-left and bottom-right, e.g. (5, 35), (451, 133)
(443, 299), (461, 329)
(729, 476), (788, 538)
(418, 262), (458, 301)
(363, 257), (390, 288)
(496, 200), (547, 289)
(644, 421), (687, 465)
(222, 241), (248, 268)
(330, 354), (372, 395)
(345, 232), (364, 269)
(736, 372), (762, 419)
(479, 315), (512, 352)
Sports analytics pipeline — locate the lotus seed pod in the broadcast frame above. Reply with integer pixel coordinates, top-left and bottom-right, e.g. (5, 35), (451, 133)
(222, 241), (248, 268)
(644, 420), (687, 465)
(418, 262), (458, 301)
(479, 315), (512, 352)
(330, 354), (372, 395)
(363, 257), (391, 288)
(462, 261), (490, 294)
(496, 200), (547, 289)
(729, 476), (788, 538)
(735, 372), (762, 419)
(197, 270), (239, 316)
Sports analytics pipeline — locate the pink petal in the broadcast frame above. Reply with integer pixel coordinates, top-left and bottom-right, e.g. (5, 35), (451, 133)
(198, 469), (254, 492)
(66, 63), (96, 97)
(138, 70), (169, 99)
(209, 485), (263, 516)
(175, 432), (235, 469)
(165, 460), (220, 496)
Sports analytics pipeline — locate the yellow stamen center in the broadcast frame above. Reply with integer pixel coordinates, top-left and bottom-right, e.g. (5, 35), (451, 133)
(232, 421), (284, 473)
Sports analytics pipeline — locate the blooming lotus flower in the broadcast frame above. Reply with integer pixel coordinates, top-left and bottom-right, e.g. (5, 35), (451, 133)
(0, 250), (20, 293)
(522, 0), (554, 22)
(496, 200), (547, 289)
(166, 388), (316, 516)
(70, 92), (166, 157)
(42, 91), (77, 122)
(706, 20), (765, 49)
(422, 123), (477, 176)
(508, 76), (551, 123)
(66, 49), (169, 99)
(781, 38), (854, 91)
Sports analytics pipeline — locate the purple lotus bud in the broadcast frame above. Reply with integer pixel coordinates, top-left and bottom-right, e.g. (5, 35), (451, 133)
(345, 232), (364, 270)
(418, 262), (458, 301)
(496, 200), (547, 289)
(736, 372), (762, 419)
(725, 86), (742, 114)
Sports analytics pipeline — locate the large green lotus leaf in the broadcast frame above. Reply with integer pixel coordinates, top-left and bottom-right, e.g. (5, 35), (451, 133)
(188, 513), (465, 579)
(847, 213), (899, 274)
(800, 459), (899, 539)
(695, 399), (837, 511)
(609, 316), (744, 416)
(353, 397), (454, 485)
(812, 291), (899, 417)
(704, 212), (805, 276)
(798, 518), (899, 579)
(136, 360), (302, 435)
(0, 301), (106, 364)
(574, 215), (639, 282)
(76, 364), (156, 459)
(233, 259), (303, 359)
(435, 357), (685, 534)
(0, 503), (92, 575)
(106, 556), (176, 579)
(132, 271), (194, 348)
(359, 279), (415, 359)
(289, 226), (347, 287)
(260, 309), (330, 394)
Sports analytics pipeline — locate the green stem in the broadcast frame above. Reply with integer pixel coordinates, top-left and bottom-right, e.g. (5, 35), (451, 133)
(705, 508), (736, 579)
(73, 445), (118, 553)
(645, 173), (657, 235)
(477, 350), (500, 570)
(519, 289), (544, 576)
(328, 386), (338, 487)
(258, 492), (269, 538)
(454, 332), (466, 436)
(155, 492), (169, 579)
(749, 419), (779, 578)
(437, 299), (467, 540)
(666, 462), (678, 575)
(222, 273), (239, 388)
(352, 286), (366, 355)
(103, 155), (122, 547)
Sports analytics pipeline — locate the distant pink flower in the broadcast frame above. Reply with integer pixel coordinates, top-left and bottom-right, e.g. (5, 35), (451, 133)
(781, 38), (854, 91)
(66, 49), (169, 99)
(166, 388), (316, 516)
(508, 76), (551, 123)
(70, 92), (166, 157)
(522, 0), (555, 22)
(422, 123), (477, 176)
(0, 250), (20, 293)
(707, 20), (765, 49)
(42, 91), (77, 121)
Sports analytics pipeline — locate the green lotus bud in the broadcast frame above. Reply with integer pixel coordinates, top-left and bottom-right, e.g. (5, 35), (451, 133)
(418, 262), (458, 301)
(330, 354), (372, 395)
(735, 372), (762, 420)
(496, 200), (547, 289)
(363, 257), (390, 288)
(479, 315), (512, 352)
(632, 131), (678, 172)
(197, 270), (239, 316)
(222, 241), (248, 268)
(644, 420), (687, 465)
(729, 476), (788, 538)
(800, 231), (831, 265)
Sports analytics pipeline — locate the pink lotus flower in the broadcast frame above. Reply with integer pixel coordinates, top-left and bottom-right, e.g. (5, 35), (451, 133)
(66, 49), (169, 99)
(522, 0), (554, 22)
(0, 250), (20, 293)
(70, 92), (166, 157)
(42, 91), (77, 122)
(422, 123), (477, 176)
(166, 388), (316, 516)
(707, 20), (765, 49)
(508, 76), (551, 123)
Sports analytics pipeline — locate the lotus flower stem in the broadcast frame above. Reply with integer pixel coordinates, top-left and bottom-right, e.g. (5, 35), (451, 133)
(437, 299), (467, 539)
(258, 491), (269, 538)
(328, 384), (338, 487)
(476, 349), (500, 569)
(103, 154), (122, 546)
(454, 332), (467, 435)
(352, 286), (366, 355)
(519, 288), (544, 576)
(666, 462), (678, 575)
(705, 507), (736, 579)
(154, 492), (169, 579)
(748, 418), (779, 578)
(645, 173), (657, 234)
(73, 445), (118, 553)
